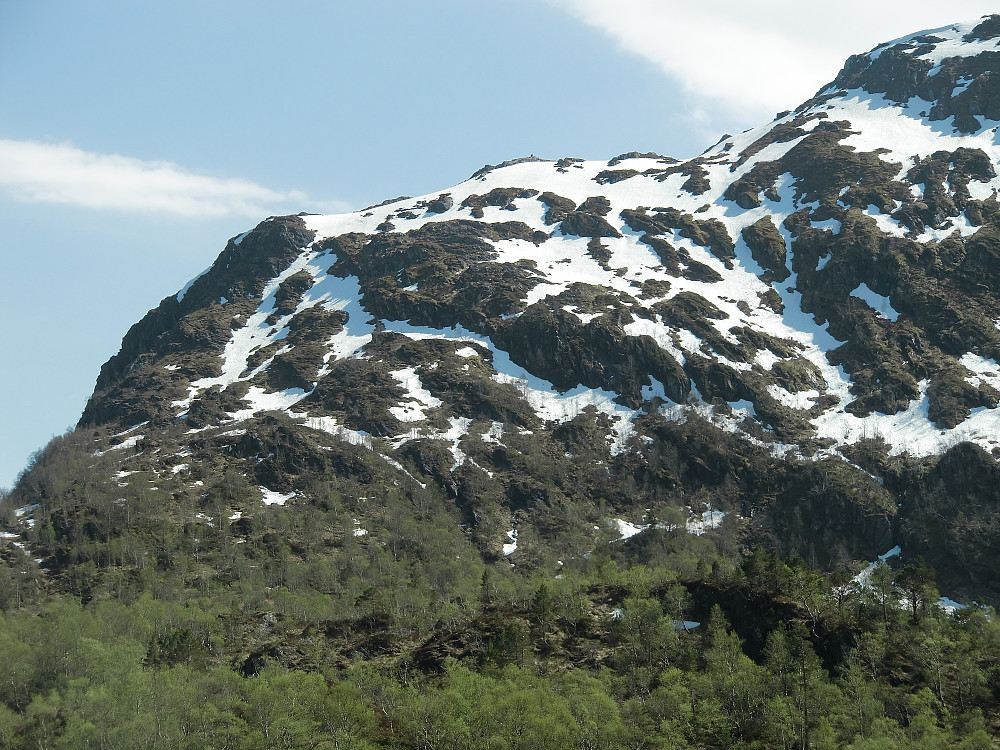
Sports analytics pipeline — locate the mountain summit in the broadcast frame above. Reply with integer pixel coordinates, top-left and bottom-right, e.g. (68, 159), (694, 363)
(13, 16), (1000, 599)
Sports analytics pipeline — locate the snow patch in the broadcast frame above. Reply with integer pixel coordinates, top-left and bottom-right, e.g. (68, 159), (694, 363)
(612, 507), (727, 540)
(673, 621), (701, 631)
(686, 508), (725, 536)
(562, 305), (602, 324)
(299, 416), (373, 449)
(613, 519), (645, 540)
(94, 435), (144, 456)
(938, 596), (967, 614)
(960, 353), (1000, 392)
(851, 283), (900, 321)
(173, 251), (375, 422)
(259, 487), (294, 506)
(853, 546), (902, 587)
(389, 367), (442, 422)
(503, 528), (518, 556)
(481, 421), (505, 445)
(767, 385), (819, 411)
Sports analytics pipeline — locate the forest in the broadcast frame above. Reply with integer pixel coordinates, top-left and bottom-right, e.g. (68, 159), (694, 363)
(1, 429), (999, 749)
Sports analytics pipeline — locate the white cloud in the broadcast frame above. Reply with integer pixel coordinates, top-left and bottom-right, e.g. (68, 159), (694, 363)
(547, 1), (997, 121)
(0, 139), (317, 217)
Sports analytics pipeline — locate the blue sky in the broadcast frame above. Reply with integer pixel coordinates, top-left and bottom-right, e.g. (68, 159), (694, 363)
(1, 0), (994, 488)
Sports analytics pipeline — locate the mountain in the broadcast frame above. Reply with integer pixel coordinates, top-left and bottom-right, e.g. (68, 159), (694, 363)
(5, 16), (1000, 749)
(10, 15), (1000, 602)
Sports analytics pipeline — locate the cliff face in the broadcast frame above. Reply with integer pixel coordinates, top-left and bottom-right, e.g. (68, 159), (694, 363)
(23, 15), (1000, 598)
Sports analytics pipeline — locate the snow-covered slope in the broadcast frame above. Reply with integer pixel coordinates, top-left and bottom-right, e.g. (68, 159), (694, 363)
(89, 16), (1000, 464)
(67, 16), (1000, 581)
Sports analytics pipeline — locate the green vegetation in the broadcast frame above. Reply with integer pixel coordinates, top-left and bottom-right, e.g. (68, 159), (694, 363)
(3, 430), (1000, 748)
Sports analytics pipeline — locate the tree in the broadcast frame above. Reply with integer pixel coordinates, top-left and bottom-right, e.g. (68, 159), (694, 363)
(867, 562), (897, 627)
(838, 657), (886, 742)
(697, 606), (769, 745)
(764, 623), (838, 750)
(895, 557), (937, 623)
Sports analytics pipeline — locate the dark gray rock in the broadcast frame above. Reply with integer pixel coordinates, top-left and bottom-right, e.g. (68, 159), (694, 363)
(426, 194), (454, 214)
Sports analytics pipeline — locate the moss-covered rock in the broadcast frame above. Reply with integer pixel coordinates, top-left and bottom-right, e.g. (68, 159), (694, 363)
(760, 458), (896, 567)
(741, 216), (789, 282)
(901, 441), (1000, 600)
(607, 151), (672, 166)
(770, 358), (824, 392)
(594, 169), (640, 185)
(558, 197), (621, 239)
(462, 188), (539, 218)
(926, 367), (998, 428)
(492, 302), (689, 408)
(649, 158), (712, 195)
(537, 192), (576, 225)
(621, 207), (734, 265)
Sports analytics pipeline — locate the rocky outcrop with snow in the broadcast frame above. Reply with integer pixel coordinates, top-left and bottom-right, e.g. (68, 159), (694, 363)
(72, 16), (1000, 594)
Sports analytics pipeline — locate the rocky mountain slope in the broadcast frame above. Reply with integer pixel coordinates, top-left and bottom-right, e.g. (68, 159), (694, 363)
(10, 16), (1000, 602)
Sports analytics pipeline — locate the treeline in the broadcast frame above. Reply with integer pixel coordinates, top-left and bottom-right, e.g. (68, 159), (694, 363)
(2, 428), (1000, 747)
(1, 536), (999, 748)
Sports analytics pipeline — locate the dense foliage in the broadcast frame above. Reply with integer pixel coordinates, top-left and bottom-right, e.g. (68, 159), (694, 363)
(1, 434), (999, 749)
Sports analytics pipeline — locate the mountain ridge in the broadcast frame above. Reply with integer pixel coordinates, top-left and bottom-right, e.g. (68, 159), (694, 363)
(84, 16), (1000, 457)
(11, 15), (1000, 601)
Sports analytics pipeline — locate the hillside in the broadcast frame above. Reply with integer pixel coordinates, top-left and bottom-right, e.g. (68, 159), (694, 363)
(3, 15), (1000, 749)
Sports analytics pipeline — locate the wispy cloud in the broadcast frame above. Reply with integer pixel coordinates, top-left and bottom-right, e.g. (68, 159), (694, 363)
(547, 1), (996, 123)
(0, 139), (321, 218)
